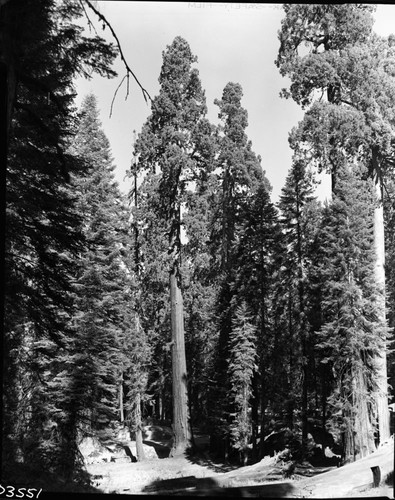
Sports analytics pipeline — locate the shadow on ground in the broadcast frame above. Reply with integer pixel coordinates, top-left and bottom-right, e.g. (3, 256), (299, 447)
(143, 439), (171, 458)
(185, 447), (241, 474)
(143, 475), (297, 497)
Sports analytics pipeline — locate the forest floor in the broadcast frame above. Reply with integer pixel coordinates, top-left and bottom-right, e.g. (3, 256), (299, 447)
(86, 426), (394, 497)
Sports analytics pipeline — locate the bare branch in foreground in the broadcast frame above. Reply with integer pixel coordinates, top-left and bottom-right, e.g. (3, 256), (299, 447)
(84, 0), (155, 112)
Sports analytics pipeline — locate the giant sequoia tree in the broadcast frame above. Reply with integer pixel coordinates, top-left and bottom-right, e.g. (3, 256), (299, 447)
(276, 3), (393, 443)
(134, 36), (212, 456)
(318, 165), (385, 461)
(131, 170), (174, 422)
(383, 180), (395, 399)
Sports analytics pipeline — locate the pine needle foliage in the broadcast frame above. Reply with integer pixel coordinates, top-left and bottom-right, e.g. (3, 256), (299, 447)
(208, 82), (265, 459)
(67, 93), (133, 439)
(274, 160), (318, 440)
(317, 164), (387, 460)
(3, 0), (118, 484)
(227, 302), (258, 465)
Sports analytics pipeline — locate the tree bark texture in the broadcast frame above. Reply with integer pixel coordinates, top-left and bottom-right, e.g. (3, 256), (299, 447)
(354, 369), (376, 459)
(344, 367), (376, 462)
(135, 392), (146, 461)
(169, 268), (191, 456)
(251, 374), (259, 462)
(373, 187), (390, 443)
(259, 381), (267, 460)
(119, 372), (124, 423)
(330, 176), (390, 447)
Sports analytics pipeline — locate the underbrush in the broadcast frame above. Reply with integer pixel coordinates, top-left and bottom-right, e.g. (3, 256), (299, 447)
(1, 461), (101, 493)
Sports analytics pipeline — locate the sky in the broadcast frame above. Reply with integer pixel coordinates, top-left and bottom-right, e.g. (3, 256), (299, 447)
(74, 2), (395, 203)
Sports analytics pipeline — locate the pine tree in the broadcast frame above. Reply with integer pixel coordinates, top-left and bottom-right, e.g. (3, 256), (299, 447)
(227, 302), (257, 465)
(3, 1), (118, 483)
(275, 160), (318, 453)
(231, 181), (279, 460)
(208, 82), (265, 460)
(317, 165), (386, 461)
(66, 93), (133, 440)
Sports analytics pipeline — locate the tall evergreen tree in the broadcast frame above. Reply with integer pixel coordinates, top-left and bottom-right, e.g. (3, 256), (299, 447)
(383, 179), (395, 403)
(66, 93), (133, 439)
(276, 4), (395, 442)
(182, 167), (219, 431)
(124, 142), (152, 461)
(227, 302), (257, 466)
(3, 1), (118, 484)
(208, 82), (265, 460)
(131, 171), (173, 423)
(317, 165), (386, 461)
(231, 181), (279, 460)
(134, 36), (212, 455)
(276, 160), (318, 453)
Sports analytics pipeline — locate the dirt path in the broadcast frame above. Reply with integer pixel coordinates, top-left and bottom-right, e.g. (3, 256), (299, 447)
(86, 454), (220, 494)
(85, 430), (394, 497)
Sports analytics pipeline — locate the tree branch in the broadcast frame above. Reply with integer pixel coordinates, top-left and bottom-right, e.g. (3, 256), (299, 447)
(109, 74), (127, 118)
(84, 0), (156, 111)
(78, 0), (98, 36)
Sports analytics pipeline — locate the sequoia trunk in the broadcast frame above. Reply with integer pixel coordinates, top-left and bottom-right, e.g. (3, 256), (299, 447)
(169, 268), (191, 456)
(373, 185), (390, 444)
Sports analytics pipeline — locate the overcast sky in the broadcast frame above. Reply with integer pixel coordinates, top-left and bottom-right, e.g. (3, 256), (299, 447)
(74, 2), (395, 203)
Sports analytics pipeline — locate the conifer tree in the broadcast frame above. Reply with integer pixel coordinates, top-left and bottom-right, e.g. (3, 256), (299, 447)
(317, 165), (386, 461)
(67, 93), (133, 439)
(383, 179), (395, 399)
(121, 309), (151, 461)
(208, 82), (265, 459)
(3, 0), (118, 483)
(182, 166), (219, 430)
(134, 36), (212, 455)
(227, 302), (257, 465)
(131, 171), (173, 422)
(276, 4), (395, 441)
(231, 181), (279, 460)
(276, 160), (318, 452)
(123, 144), (152, 460)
